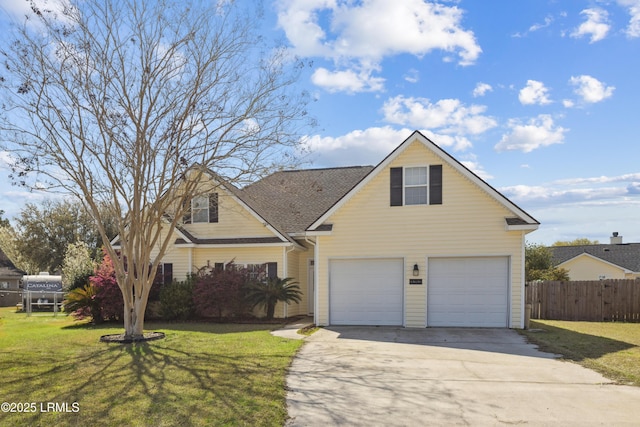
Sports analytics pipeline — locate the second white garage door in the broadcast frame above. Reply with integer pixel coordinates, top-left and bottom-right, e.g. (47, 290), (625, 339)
(427, 257), (509, 327)
(329, 258), (403, 325)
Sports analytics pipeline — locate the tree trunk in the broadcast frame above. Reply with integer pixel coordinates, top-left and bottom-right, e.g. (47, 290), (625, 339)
(266, 303), (275, 320)
(123, 290), (149, 339)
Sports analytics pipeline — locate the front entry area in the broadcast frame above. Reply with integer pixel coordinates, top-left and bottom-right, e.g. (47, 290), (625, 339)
(329, 258), (403, 325)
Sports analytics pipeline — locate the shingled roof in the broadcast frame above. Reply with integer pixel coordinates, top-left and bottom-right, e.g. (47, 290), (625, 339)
(240, 166), (374, 233)
(550, 243), (640, 273)
(0, 247), (26, 278)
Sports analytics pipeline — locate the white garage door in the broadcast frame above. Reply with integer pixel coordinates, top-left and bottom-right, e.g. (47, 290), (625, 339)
(428, 257), (509, 327)
(330, 258), (403, 325)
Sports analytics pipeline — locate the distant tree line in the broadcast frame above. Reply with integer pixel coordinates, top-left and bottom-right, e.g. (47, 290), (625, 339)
(0, 199), (118, 288)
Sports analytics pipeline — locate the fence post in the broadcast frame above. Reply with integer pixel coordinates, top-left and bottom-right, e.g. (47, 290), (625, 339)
(525, 303), (532, 329)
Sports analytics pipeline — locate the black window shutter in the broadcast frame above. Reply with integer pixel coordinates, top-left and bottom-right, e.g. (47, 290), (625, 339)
(209, 193), (218, 223)
(214, 262), (224, 272)
(163, 263), (173, 284)
(182, 199), (191, 224)
(390, 167), (403, 206)
(267, 262), (277, 279)
(429, 165), (443, 205)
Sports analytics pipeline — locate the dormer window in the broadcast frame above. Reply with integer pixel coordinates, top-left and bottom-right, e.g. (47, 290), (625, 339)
(404, 167), (428, 205)
(192, 195), (210, 223)
(390, 165), (442, 206)
(184, 193), (218, 224)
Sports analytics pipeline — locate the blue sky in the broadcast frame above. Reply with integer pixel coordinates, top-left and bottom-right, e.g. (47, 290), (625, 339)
(1, 0), (639, 245)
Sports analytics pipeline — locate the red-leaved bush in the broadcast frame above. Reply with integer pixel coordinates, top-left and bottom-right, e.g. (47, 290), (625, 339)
(89, 250), (124, 321)
(193, 262), (251, 319)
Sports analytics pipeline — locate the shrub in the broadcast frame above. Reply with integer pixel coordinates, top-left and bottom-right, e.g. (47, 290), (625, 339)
(245, 277), (302, 320)
(89, 251), (123, 321)
(193, 263), (250, 319)
(160, 276), (196, 320)
(63, 284), (102, 323)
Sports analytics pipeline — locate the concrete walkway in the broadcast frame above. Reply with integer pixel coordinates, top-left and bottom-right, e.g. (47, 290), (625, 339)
(270, 316), (314, 340)
(284, 326), (640, 426)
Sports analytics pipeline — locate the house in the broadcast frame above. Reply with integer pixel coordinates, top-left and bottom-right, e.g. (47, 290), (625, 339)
(0, 246), (26, 307)
(154, 131), (539, 328)
(550, 233), (640, 281)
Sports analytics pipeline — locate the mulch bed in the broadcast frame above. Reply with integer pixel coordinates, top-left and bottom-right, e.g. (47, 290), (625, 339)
(100, 332), (166, 344)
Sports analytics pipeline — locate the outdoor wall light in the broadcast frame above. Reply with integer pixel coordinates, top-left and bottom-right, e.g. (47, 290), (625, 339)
(413, 264), (419, 276)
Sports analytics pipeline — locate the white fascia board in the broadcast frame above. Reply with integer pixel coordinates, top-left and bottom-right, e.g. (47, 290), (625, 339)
(289, 230), (333, 237)
(175, 242), (291, 249)
(308, 131), (539, 230)
(506, 224), (539, 232)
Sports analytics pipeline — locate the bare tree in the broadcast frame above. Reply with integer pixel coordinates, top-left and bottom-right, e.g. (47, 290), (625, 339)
(0, 0), (309, 338)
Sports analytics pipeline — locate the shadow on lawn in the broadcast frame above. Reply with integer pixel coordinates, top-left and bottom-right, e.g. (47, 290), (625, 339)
(1, 331), (293, 426)
(61, 318), (294, 334)
(522, 321), (635, 361)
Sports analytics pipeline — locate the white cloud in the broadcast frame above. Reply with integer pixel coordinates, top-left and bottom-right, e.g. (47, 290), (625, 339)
(529, 16), (554, 33)
(501, 172), (640, 209)
(562, 99), (575, 108)
(301, 126), (477, 167)
(495, 115), (567, 153)
(472, 82), (492, 97)
(518, 80), (552, 105)
(616, 0), (640, 37)
(571, 8), (611, 43)
(276, 0), (481, 92)
(301, 126), (413, 166)
(501, 172), (640, 244)
(311, 67), (385, 93)
(569, 75), (615, 103)
(382, 95), (497, 139)
(459, 154), (494, 180)
(404, 68), (419, 84)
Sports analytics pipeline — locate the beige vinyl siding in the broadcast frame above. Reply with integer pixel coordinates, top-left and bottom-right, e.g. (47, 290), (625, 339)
(316, 140), (527, 328)
(562, 255), (627, 280)
(283, 248), (303, 317)
(184, 190), (275, 239)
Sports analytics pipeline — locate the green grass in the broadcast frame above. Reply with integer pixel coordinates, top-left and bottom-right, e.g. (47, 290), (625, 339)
(0, 308), (303, 426)
(520, 320), (640, 386)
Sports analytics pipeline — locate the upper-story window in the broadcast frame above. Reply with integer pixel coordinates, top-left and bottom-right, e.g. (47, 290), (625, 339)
(404, 167), (428, 205)
(390, 165), (442, 206)
(184, 193), (218, 224)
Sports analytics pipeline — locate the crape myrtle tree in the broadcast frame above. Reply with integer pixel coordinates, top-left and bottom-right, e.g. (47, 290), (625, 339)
(0, 0), (310, 339)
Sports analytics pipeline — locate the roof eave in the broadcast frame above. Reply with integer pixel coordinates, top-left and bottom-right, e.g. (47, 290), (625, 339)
(308, 130), (539, 231)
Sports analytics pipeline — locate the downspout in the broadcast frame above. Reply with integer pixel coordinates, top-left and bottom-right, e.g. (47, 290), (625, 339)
(520, 230), (526, 329)
(283, 244), (295, 318)
(188, 247), (193, 276)
(305, 236), (318, 326)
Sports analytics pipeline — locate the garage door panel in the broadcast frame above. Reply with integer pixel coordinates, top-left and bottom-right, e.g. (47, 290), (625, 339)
(428, 257), (508, 328)
(330, 258), (403, 326)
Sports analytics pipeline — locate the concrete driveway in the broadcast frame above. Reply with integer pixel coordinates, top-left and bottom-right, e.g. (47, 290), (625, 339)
(285, 327), (640, 426)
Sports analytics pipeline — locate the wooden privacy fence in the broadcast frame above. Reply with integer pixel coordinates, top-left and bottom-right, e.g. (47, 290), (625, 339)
(526, 279), (640, 322)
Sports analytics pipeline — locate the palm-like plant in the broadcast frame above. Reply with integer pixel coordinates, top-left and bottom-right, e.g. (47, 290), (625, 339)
(245, 277), (302, 320)
(63, 284), (102, 323)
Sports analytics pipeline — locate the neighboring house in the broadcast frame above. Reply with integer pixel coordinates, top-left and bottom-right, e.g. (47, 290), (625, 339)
(0, 247), (26, 307)
(151, 131), (539, 328)
(550, 233), (640, 280)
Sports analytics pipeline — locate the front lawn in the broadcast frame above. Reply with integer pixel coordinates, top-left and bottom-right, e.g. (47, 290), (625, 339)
(520, 320), (640, 386)
(0, 308), (303, 426)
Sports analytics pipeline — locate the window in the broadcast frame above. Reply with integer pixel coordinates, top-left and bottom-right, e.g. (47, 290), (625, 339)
(220, 262), (277, 282)
(154, 263), (173, 284)
(192, 195), (209, 223)
(404, 167), (427, 205)
(390, 165), (442, 206)
(184, 193), (218, 224)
